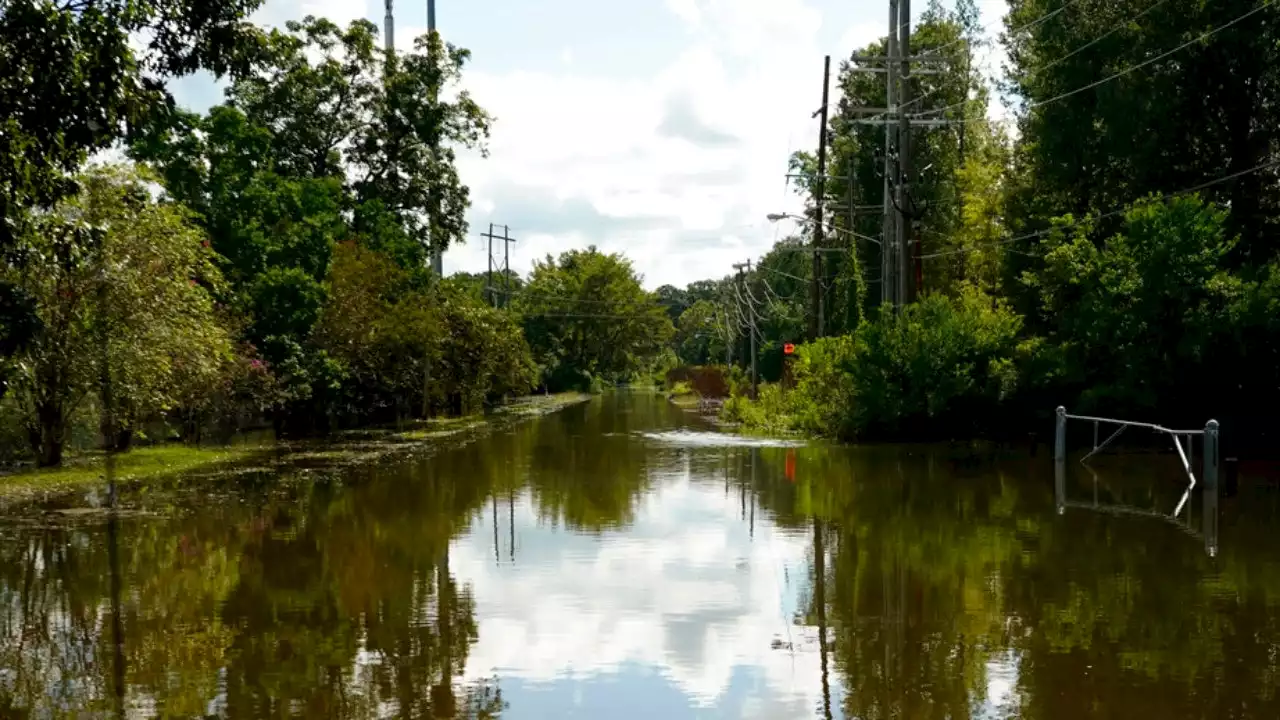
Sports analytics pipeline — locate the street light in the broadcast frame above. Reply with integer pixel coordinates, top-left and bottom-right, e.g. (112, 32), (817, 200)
(766, 212), (881, 246)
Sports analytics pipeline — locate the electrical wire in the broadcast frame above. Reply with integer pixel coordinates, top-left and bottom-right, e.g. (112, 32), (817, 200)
(918, 0), (1085, 60)
(929, 0), (1279, 128)
(1038, 0), (1170, 74)
(759, 264), (809, 285)
(917, 157), (1280, 259)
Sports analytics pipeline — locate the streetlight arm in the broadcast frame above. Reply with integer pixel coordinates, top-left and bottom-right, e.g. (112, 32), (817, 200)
(766, 212), (881, 246)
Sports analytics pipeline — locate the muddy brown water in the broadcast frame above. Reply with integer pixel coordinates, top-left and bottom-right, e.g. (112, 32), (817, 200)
(1, 391), (1278, 718)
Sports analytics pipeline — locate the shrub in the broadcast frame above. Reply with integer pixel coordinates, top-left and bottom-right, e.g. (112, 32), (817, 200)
(848, 287), (1022, 438)
(720, 384), (795, 435)
(787, 335), (858, 437)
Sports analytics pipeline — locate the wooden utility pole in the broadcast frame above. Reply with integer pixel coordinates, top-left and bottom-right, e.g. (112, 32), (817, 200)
(733, 261), (757, 398)
(897, 0), (914, 305)
(427, 0), (444, 278)
(485, 222), (494, 307)
(502, 224), (513, 307)
(812, 55), (831, 341)
(883, 0), (899, 310)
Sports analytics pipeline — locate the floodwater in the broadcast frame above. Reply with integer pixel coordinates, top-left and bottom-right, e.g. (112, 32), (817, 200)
(2, 392), (1279, 718)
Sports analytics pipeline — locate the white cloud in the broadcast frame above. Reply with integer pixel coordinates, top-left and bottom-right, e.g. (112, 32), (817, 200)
(665, 0), (703, 27)
(252, 0), (367, 28)
(444, 0), (825, 288)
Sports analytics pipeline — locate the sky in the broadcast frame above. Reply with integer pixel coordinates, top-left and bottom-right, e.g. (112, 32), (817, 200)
(170, 0), (1011, 290)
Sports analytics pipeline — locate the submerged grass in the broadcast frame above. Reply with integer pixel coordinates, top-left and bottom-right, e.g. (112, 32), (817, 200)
(0, 444), (270, 501)
(0, 392), (592, 505)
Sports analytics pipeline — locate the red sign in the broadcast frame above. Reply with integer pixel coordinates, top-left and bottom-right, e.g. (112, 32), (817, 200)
(783, 343), (796, 355)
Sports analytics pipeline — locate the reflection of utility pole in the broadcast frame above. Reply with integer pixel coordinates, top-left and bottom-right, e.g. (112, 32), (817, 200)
(99, 252), (126, 719)
(434, 551), (456, 716)
(493, 497), (500, 564)
(749, 447), (758, 541)
(814, 515), (832, 720)
(508, 488), (515, 563)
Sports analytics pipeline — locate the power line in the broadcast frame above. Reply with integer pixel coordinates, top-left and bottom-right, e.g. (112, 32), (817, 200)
(918, 157), (1280, 259)
(919, 0), (1085, 60)
(1038, 0), (1170, 74)
(1031, 0), (1275, 109)
(935, 0), (1278, 128)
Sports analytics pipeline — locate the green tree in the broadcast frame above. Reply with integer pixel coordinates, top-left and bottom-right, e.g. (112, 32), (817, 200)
(317, 243), (535, 421)
(4, 164), (234, 465)
(1002, 0), (1280, 281)
(517, 247), (674, 390)
(1022, 195), (1248, 421)
(675, 300), (721, 366)
(0, 0), (265, 397)
(131, 16), (493, 427)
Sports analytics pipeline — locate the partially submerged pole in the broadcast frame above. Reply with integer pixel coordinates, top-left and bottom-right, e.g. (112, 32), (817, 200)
(1203, 419), (1219, 492)
(1055, 406), (1066, 463)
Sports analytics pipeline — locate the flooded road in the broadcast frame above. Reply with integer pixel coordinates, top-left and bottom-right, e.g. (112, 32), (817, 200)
(2, 392), (1280, 718)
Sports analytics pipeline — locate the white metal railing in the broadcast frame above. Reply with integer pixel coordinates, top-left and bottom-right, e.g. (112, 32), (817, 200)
(1054, 407), (1220, 519)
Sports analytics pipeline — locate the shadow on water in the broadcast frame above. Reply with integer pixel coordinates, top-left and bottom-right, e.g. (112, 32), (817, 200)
(1, 391), (1280, 718)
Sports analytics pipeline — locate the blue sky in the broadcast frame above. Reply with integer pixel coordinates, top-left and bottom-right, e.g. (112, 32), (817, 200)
(171, 0), (1009, 289)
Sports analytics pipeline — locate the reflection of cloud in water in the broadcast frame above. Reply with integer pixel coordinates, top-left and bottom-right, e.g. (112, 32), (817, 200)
(637, 430), (807, 448)
(979, 651), (1022, 719)
(450, 465), (834, 718)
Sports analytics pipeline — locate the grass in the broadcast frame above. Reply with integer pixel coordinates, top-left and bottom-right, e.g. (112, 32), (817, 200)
(0, 443), (270, 502)
(665, 382), (702, 410)
(0, 392), (593, 504)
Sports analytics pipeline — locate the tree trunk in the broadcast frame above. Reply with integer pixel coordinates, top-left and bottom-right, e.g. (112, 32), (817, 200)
(30, 399), (65, 467)
(112, 427), (133, 453)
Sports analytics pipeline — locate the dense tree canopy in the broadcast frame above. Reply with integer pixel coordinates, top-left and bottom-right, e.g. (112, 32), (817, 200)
(0, 0), (266, 399)
(517, 248), (675, 391)
(3, 165), (234, 465)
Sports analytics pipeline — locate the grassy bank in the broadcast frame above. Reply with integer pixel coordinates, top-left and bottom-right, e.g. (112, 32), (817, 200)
(0, 392), (591, 505)
(0, 444), (272, 503)
(665, 381), (702, 410)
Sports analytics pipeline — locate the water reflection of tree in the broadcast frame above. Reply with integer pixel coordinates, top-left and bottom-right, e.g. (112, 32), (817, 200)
(0, 453), (508, 717)
(521, 394), (666, 532)
(752, 444), (1280, 719)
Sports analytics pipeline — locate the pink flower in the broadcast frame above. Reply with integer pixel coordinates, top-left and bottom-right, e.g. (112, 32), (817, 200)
(249, 359), (265, 371)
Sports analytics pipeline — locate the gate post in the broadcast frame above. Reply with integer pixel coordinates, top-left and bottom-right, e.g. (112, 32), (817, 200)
(1055, 406), (1067, 463)
(1203, 420), (1219, 492)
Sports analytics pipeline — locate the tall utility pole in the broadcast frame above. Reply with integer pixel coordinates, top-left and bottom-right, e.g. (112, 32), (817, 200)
(503, 224), (513, 306)
(883, 0), (899, 310)
(897, 0), (914, 306)
(481, 223), (516, 308)
(384, 0), (395, 52)
(812, 55), (831, 341)
(485, 222), (495, 307)
(733, 261), (758, 398)
(428, 0), (444, 278)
